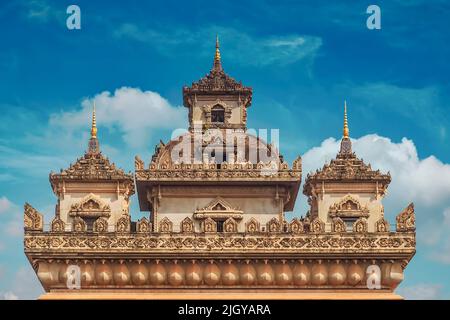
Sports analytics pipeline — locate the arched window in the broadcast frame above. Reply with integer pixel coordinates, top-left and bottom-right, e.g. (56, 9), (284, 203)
(211, 105), (225, 123)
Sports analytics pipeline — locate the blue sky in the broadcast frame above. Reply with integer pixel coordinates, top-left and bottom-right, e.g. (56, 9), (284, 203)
(0, 0), (450, 299)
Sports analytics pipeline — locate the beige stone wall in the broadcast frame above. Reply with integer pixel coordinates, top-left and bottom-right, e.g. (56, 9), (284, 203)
(317, 193), (384, 232)
(58, 182), (129, 230)
(192, 100), (241, 126)
(157, 197), (279, 232)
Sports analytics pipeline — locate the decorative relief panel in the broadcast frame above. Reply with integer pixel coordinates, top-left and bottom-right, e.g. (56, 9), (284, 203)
(93, 217), (108, 233)
(310, 218), (325, 234)
(72, 216), (86, 233)
(50, 216), (65, 232)
(116, 215), (131, 233)
(136, 217), (151, 233)
(223, 217), (237, 233)
(202, 217), (217, 233)
(159, 217), (173, 233)
(331, 217), (346, 233)
(245, 218), (260, 233)
(289, 218), (304, 233)
(24, 203), (43, 231)
(396, 203), (415, 232)
(181, 217), (194, 233)
(353, 218), (368, 233)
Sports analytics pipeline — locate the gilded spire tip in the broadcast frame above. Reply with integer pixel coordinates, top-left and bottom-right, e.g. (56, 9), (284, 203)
(343, 100), (349, 139)
(91, 101), (97, 139)
(213, 34), (222, 71)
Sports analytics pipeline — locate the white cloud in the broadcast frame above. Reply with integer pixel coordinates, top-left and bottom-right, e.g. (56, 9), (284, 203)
(8, 266), (44, 300)
(114, 24), (322, 67)
(0, 196), (12, 214)
(398, 283), (443, 300)
(1, 291), (18, 300)
(50, 87), (186, 148)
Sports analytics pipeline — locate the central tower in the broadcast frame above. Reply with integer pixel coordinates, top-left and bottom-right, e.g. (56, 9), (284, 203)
(183, 36), (252, 132)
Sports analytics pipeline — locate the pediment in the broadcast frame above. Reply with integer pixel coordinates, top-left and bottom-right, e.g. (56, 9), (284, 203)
(194, 197), (243, 220)
(328, 194), (369, 218)
(69, 193), (111, 218)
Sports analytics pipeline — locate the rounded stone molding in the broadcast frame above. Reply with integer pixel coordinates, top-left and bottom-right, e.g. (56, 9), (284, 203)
(221, 260), (239, 286)
(80, 261), (95, 287)
(274, 261), (293, 285)
(185, 261), (203, 285)
(389, 263), (404, 289)
(168, 260), (185, 286)
(257, 260), (274, 285)
(328, 261), (346, 286)
(130, 261), (148, 286)
(347, 261), (364, 286)
(240, 261), (256, 285)
(311, 261), (328, 286)
(95, 261), (113, 285)
(204, 261), (221, 286)
(38, 261), (60, 287)
(293, 261), (310, 286)
(113, 261), (131, 285)
(149, 260), (166, 285)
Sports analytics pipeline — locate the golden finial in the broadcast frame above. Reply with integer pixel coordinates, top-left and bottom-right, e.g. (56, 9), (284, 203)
(91, 101), (97, 138)
(213, 34), (222, 71)
(343, 100), (349, 138)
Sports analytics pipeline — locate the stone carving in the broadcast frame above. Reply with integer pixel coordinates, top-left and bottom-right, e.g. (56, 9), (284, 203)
(69, 193), (111, 219)
(24, 203), (43, 231)
(24, 232), (416, 252)
(328, 195), (369, 219)
(181, 217), (194, 233)
(224, 217), (237, 233)
(159, 217), (173, 233)
(245, 218), (260, 233)
(49, 151), (134, 195)
(289, 218), (304, 233)
(50, 216), (65, 232)
(396, 203), (415, 232)
(72, 217), (86, 232)
(267, 218), (281, 233)
(135, 155), (144, 170)
(116, 215), (131, 233)
(202, 217), (217, 233)
(375, 217), (390, 233)
(93, 217), (108, 233)
(332, 217), (346, 233)
(136, 217), (151, 233)
(304, 152), (391, 197)
(310, 217), (325, 234)
(194, 197), (243, 220)
(353, 218), (368, 233)
(292, 156), (302, 171)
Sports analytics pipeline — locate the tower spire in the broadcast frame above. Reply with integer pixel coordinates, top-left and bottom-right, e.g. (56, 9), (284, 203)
(91, 101), (97, 139)
(88, 101), (100, 154)
(343, 100), (349, 138)
(339, 100), (352, 155)
(213, 34), (222, 71)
